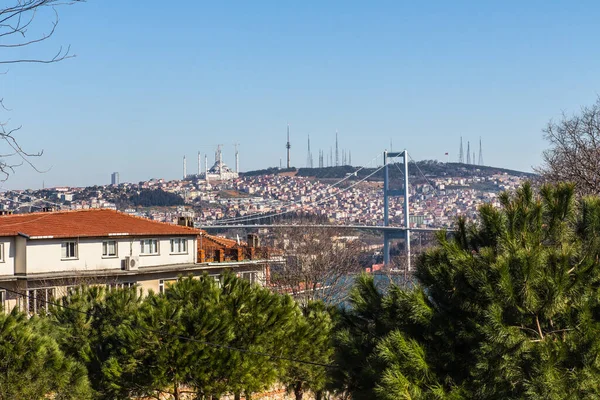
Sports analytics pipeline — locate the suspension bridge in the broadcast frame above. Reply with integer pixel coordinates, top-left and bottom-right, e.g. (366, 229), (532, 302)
(201, 150), (450, 270)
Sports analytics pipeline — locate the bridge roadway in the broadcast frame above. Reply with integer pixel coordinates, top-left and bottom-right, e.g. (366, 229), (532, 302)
(198, 224), (447, 233)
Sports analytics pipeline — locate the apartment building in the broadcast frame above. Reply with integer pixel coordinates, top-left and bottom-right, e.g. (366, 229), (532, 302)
(0, 209), (268, 313)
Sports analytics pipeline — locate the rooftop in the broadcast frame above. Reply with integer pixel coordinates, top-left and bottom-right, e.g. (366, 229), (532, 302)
(0, 209), (200, 239)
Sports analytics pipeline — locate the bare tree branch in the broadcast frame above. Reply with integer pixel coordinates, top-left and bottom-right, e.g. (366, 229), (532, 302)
(0, 0), (83, 180)
(535, 97), (600, 195)
(268, 225), (365, 305)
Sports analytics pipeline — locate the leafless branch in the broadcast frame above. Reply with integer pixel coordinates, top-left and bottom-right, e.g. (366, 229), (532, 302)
(268, 225), (365, 305)
(0, 0), (83, 179)
(535, 97), (600, 195)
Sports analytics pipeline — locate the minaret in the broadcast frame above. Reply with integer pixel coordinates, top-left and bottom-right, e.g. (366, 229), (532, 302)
(234, 143), (239, 173)
(205, 154), (209, 183)
(286, 125), (291, 168)
(218, 145), (223, 179)
(466, 142), (471, 164)
(197, 151), (201, 176)
(183, 155), (187, 179)
(459, 137), (464, 163)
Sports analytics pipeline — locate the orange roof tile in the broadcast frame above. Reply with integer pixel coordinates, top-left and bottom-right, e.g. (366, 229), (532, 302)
(0, 209), (200, 239)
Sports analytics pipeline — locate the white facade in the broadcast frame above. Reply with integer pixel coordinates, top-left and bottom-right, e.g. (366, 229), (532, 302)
(0, 237), (14, 277)
(20, 236), (196, 275)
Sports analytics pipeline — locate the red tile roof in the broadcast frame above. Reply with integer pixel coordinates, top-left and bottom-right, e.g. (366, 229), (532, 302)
(0, 209), (200, 239)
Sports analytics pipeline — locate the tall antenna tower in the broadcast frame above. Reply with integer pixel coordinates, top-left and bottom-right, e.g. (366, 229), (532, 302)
(286, 124), (291, 168)
(459, 137), (464, 163)
(466, 141), (471, 164)
(335, 131), (339, 167)
(319, 150), (324, 168)
(306, 135), (313, 168)
(330, 147), (333, 168)
(349, 150), (352, 166)
(478, 137), (484, 166)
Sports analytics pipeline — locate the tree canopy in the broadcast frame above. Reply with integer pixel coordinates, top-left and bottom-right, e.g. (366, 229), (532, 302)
(333, 182), (600, 399)
(130, 189), (185, 207)
(47, 272), (333, 400)
(0, 308), (91, 399)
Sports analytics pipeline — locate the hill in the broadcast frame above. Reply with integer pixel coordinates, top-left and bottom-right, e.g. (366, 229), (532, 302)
(242, 161), (535, 184)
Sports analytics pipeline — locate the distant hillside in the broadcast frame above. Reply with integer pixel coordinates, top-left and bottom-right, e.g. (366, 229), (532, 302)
(243, 161), (536, 183)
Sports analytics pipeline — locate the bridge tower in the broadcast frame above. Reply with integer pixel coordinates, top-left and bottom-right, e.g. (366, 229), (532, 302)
(383, 150), (411, 270)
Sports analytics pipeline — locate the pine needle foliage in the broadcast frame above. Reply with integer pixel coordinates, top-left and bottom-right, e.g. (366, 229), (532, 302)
(49, 272), (333, 400)
(0, 308), (91, 399)
(333, 182), (600, 399)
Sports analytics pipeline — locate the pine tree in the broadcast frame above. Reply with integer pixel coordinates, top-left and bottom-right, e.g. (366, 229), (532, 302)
(333, 182), (600, 399)
(281, 301), (334, 400)
(0, 308), (91, 399)
(50, 285), (147, 399)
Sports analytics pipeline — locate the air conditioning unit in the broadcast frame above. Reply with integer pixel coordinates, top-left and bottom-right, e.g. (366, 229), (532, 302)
(124, 256), (140, 271)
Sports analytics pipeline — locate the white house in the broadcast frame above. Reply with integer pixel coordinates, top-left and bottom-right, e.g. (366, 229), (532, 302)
(0, 209), (268, 313)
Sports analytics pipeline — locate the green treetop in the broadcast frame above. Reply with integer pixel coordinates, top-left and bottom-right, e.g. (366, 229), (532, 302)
(333, 182), (600, 399)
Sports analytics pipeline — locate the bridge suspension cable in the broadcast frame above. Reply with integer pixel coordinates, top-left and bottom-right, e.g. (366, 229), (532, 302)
(208, 152), (384, 225)
(209, 162), (387, 226)
(0, 187), (67, 210)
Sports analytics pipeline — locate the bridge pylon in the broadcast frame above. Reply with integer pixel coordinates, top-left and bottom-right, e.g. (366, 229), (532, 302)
(383, 150), (411, 271)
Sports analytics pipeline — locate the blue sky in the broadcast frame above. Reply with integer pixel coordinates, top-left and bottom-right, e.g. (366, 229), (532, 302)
(2, 0), (600, 189)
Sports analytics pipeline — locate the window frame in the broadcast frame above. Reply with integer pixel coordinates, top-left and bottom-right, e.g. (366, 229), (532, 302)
(61, 241), (78, 260)
(169, 238), (188, 255)
(26, 287), (55, 314)
(106, 282), (137, 290)
(240, 271), (257, 284)
(158, 278), (178, 294)
(102, 240), (118, 258)
(0, 243), (4, 263)
(140, 238), (159, 256)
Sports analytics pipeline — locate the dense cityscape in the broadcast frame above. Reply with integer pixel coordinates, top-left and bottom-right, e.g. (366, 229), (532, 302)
(2, 1), (600, 400)
(1, 160), (529, 229)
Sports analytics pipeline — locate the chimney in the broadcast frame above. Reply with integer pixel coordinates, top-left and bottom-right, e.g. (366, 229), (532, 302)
(177, 216), (193, 228)
(247, 233), (260, 248)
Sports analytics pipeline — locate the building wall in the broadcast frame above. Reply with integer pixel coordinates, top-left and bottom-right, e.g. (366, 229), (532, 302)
(24, 236), (197, 274)
(0, 262), (268, 314)
(0, 237), (14, 276)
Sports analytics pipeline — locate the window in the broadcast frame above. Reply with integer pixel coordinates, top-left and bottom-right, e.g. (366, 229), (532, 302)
(102, 240), (117, 257)
(158, 278), (177, 294)
(0, 290), (4, 310)
(170, 238), (188, 254)
(140, 239), (159, 255)
(61, 241), (77, 259)
(0, 243), (4, 262)
(26, 288), (55, 314)
(240, 271), (257, 284)
(107, 282), (137, 290)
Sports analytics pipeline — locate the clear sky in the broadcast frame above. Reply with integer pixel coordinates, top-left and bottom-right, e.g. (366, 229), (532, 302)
(2, 0), (600, 189)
